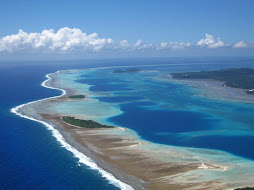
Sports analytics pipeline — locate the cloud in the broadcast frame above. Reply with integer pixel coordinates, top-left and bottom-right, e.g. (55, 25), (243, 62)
(114, 39), (152, 51)
(233, 41), (249, 48)
(0, 27), (113, 53)
(132, 39), (152, 50)
(0, 28), (252, 57)
(160, 42), (167, 48)
(158, 42), (191, 50)
(134, 39), (142, 47)
(0, 28), (154, 53)
(197, 33), (225, 48)
(119, 40), (129, 47)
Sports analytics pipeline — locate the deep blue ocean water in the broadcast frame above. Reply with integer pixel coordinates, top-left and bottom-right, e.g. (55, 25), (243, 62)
(1, 57), (254, 189)
(0, 61), (122, 190)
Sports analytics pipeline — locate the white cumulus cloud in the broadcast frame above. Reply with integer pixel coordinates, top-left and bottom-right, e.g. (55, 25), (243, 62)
(0, 27), (113, 53)
(132, 39), (152, 50)
(0, 28), (251, 56)
(114, 39), (152, 50)
(119, 40), (129, 47)
(233, 41), (249, 48)
(197, 33), (225, 48)
(160, 42), (167, 48)
(158, 42), (191, 50)
(134, 39), (142, 47)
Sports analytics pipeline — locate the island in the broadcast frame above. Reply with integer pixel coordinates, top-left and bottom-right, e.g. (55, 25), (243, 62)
(68, 95), (86, 99)
(16, 68), (254, 190)
(61, 116), (114, 128)
(235, 187), (254, 190)
(113, 68), (141, 73)
(171, 68), (254, 94)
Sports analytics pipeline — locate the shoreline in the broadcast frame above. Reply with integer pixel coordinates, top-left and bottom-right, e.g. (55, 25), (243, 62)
(10, 71), (136, 190)
(11, 69), (254, 190)
(165, 75), (254, 104)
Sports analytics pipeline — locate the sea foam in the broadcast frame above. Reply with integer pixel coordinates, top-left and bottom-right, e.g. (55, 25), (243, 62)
(11, 71), (133, 190)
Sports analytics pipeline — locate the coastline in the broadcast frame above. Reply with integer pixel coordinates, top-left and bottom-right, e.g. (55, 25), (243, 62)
(11, 69), (254, 190)
(166, 76), (254, 104)
(10, 71), (136, 190)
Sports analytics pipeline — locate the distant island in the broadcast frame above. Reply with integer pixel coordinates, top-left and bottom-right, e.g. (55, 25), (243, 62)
(113, 68), (141, 73)
(171, 68), (254, 95)
(62, 116), (114, 128)
(235, 187), (254, 190)
(68, 95), (86, 99)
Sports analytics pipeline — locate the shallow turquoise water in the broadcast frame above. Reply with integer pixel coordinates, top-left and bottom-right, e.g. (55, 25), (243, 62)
(72, 64), (254, 160)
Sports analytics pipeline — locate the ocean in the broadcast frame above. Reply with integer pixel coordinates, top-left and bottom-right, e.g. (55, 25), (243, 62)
(1, 58), (254, 189)
(0, 61), (121, 190)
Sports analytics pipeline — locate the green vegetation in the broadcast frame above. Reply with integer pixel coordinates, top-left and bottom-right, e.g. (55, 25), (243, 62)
(62, 116), (114, 128)
(68, 95), (86, 99)
(113, 68), (141, 73)
(171, 68), (254, 93)
(235, 187), (254, 190)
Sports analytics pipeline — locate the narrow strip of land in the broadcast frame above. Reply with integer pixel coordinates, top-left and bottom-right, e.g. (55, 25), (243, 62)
(171, 68), (254, 94)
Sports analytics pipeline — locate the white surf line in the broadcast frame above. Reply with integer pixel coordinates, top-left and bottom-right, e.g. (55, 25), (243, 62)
(10, 71), (133, 190)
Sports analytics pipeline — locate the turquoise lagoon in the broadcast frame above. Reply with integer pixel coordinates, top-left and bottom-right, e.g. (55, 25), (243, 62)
(48, 63), (254, 186)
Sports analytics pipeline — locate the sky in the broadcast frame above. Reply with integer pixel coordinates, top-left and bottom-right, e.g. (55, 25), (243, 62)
(0, 0), (253, 60)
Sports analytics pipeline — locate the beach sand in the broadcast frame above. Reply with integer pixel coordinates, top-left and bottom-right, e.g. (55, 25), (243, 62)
(40, 112), (225, 190)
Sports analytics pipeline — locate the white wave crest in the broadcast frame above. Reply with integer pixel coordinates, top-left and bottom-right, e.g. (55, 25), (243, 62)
(10, 71), (133, 190)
